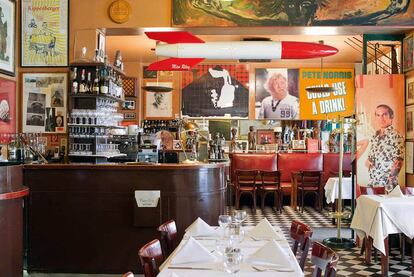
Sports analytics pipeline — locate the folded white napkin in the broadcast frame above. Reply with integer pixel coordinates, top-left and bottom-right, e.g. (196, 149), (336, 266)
(171, 237), (217, 265)
(246, 240), (292, 268)
(169, 273), (180, 277)
(185, 217), (218, 237)
(389, 186), (404, 198)
(248, 218), (282, 240)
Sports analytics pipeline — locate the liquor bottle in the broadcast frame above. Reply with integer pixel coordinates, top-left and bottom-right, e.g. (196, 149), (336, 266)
(100, 66), (109, 95)
(79, 69), (87, 93)
(92, 68), (100, 94)
(71, 67), (78, 94)
(86, 71), (92, 93)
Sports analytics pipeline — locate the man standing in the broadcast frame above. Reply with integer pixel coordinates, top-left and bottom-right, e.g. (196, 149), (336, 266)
(365, 104), (404, 187)
(258, 73), (299, 119)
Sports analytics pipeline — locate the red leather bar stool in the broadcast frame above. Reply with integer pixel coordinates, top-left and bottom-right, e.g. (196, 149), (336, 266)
(311, 241), (339, 277)
(158, 219), (178, 256)
(297, 170), (323, 213)
(290, 220), (313, 269)
(234, 169), (259, 212)
(138, 239), (164, 277)
(259, 170), (282, 212)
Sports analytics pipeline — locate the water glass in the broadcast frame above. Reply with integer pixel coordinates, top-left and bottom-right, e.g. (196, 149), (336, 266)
(228, 223), (244, 245)
(223, 248), (242, 274)
(233, 210), (247, 224)
(218, 215), (232, 237)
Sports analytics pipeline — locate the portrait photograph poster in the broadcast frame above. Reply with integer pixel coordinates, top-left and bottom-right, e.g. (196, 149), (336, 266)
(22, 73), (67, 133)
(406, 141), (414, 174)
(407, 105), (414, 139)
(404, 35), (414, 72)
(21, 0), (69, 67)
(144, 82), (173, 119)
(355, 74), (405, 186)
(0, 0), (15, 76)
(0, 77), (16, 133)
(406, 76), (414, 105)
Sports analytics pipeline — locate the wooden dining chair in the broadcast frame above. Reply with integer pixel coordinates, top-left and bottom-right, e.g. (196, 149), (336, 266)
(259, 170), (282, 212)
(122, 272), (134, 277)
(138, 239), (164, 277)
(290, 220), (313, 269)
(297, 170), (323, 213)
(158, 219), (178, 256)
(235, 169), (259, 212)
(311, 241), (339, 277)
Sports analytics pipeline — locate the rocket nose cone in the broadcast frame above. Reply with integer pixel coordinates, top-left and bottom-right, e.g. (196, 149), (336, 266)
(281, 42), (339, 59)
(320, 44), (338, 57)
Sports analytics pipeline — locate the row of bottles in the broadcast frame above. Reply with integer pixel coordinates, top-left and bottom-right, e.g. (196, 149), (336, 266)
(141, 120), (180, 134)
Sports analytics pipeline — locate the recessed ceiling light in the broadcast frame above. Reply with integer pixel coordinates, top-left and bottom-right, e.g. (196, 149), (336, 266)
(304, 27), (338, 36)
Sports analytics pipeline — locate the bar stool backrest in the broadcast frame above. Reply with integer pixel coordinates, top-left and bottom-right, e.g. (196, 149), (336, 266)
(359, 186), (385, 195)
(138, 239), (164, 277)
(290, 220), (313, 269)
(311, 241), (339, 277)
(158, 219), (178, 256)
(260, 170), (281, 188)
(235, 169), (258, 189)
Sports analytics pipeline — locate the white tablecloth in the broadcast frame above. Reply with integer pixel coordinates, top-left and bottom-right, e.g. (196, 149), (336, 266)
(158, 226), (304, 277)
(324, 177), (353, 204)
(350, 195), (414, 255)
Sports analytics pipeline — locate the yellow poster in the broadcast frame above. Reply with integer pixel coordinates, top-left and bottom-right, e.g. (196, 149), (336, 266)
(299, 68), (355, 120)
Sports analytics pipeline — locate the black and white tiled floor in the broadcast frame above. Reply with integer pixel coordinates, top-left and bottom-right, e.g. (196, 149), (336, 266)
(227, 205), (413, 277)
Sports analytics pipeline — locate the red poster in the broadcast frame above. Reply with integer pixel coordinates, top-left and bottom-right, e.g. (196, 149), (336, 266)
(0, 78), (16, 134)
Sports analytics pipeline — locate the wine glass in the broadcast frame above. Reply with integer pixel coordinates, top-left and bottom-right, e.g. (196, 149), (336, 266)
(233, 210), (247, 225)
(218, 215), (232, 237)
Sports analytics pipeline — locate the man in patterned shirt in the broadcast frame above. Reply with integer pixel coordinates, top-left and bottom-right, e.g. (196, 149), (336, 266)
(258, 73), (299, 119)
(366, 104), (404, 187)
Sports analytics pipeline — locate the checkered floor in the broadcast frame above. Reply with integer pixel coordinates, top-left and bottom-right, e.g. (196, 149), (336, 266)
(227, 205), (413, 277)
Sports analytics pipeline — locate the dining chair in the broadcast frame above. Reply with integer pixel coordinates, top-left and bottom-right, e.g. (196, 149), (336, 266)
(290, 220), (313, 269)
(235, 169), (259, 212)
(297, 170), (323, 213)
(311, 241), (339, 277)
(138, 239), (164, 277)
(259, 170), (282, 212)
(158, 219), (178, 256)
(122, 272), (134, 277)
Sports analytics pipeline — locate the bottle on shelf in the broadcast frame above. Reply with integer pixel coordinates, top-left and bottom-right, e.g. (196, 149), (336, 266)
(86, 71), (92, 93)
(100, 64), (109, 95)
(71, 67), (78, 94)
(79, 69), (87, 93)
(92, 68), (100, 94)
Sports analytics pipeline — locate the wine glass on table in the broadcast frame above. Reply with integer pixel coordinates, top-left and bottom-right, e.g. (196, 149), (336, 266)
(233, 210), (247, 225)
(218, 215), (232, 238)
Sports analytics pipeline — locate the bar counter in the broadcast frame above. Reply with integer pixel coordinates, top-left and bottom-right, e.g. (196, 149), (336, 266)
(24, 162), (227, 274)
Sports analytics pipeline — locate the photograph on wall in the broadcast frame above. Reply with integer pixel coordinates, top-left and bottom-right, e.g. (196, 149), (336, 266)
(21, 0), (69, 67)
(181, 64), (249, 117)
(144, 82), (173, 119)
(356, 74), (405, 187)
(404, 35), (414, 72)
(406, 76), (414, 105)
(0, 0), (15, 76)
(406, 141), (414, 174)
(255, 68), (299, 120)
(406, 105), (414, 139)
(22, 73), (67, 133)
(0, 77), (15, 133)
(173, 0), (414, 27)
(299, 68), (355, 120)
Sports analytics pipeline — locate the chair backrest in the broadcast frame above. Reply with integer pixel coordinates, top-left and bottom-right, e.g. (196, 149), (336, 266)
(260, 170), (281, 188)
(235, 169), (258, 189)
(359, 186), (385, 195)
(138, 239), (164, 277)
(230, 153), (277, 184)
(290, 220), (313, 269)
(158, 219), (177, 256)
(122, 272), (134, 277)
(277, 153), (323, 182)
(299, 170), (322, 189)
(402, 187), (414, 195)
(311, 241), (339, 277)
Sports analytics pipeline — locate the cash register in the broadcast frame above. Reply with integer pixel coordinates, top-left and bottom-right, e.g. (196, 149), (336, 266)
(137, 140), (159, 163)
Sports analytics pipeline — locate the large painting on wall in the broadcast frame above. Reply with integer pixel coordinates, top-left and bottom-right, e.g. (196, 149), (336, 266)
(173, 0), (414, 26)
(356, 74), (405, 187)
(181, 64), (249, 117)
(0, 77), (15, 133)
(21, 0), (68, 67)
(0, 0), (15, 76)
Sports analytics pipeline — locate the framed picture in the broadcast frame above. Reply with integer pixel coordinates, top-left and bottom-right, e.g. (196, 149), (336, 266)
(123, 112), (136, 120)
(21, 0), (69, 67)
(235, 140), (248, 153)
(143, 66), (157, 79)
(173, 139), (182, 150)
(407, 77), (414, 105)
(0, 77), (16, 133)
(292, 140), (306, 150)
(407, 105), (414, 139)
(122, 100), (135, 110)
(122, 76), (137, 97)
(404, 35), (414, 72)
(406, 142), (414, 174)
(22, 73), (67, 133)
(97, 31), (105, 61)
(144, 81), (174, 119)
(0, 0), (15, 76)
(256, 129), (274, 145)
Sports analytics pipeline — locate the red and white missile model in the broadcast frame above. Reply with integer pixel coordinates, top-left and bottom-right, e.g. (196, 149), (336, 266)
(145, 31), (338, 71)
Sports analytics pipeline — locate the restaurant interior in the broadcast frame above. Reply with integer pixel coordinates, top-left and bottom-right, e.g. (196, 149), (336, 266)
(2, 1), (414, 277)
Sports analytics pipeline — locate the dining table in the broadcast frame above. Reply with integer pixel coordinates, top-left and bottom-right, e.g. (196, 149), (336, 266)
(157, 225), (304, 276)
(351, 194), (414, 277)
(324, 177), (353, 204)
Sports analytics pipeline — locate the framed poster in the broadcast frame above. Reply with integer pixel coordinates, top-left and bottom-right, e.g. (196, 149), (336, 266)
(0, 0), (15, 76)
(256, 129), (275, 145)
(22, 73), (67, 133)
(122, 100), (135, 110)
(144, 82), (173, 119)
(404, 35), (414, 72)
(407, 76), (414, 105)
(406, 142), (414, 174)
(123, 112), (136, 120)
(143, 66), (157, 79)
(21, 0), (69, 67)
(407, 105), (414, 139)
(0, 77), (16, 133)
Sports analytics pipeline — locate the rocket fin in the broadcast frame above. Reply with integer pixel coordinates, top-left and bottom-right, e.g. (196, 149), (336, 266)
(145, 31), (205, 44)
(147, 58), (205, 71)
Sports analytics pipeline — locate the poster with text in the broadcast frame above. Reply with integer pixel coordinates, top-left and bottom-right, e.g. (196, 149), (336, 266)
(0, 77), (16, 133)
(356, 74), (405, 187)
(299, 68), (355, 120)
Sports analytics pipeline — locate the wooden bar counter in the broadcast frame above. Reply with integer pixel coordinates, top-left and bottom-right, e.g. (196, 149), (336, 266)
(24, 163), (227, 274)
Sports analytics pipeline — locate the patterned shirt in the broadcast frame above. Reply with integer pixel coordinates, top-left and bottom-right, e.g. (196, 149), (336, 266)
(367, 125), (404, 186)
(258, 94), (299, 119)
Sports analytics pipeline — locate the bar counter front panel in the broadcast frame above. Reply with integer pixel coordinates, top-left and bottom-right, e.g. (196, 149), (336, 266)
(24, 163), (227, 274)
